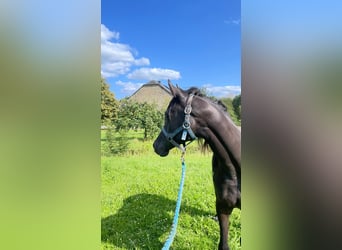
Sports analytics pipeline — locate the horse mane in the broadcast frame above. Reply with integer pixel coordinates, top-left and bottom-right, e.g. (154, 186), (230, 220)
(185, 87), (229, 153)
(186, 87), (228, 113)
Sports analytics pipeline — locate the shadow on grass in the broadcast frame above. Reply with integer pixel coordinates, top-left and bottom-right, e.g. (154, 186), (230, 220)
(101, 193), (212, 249)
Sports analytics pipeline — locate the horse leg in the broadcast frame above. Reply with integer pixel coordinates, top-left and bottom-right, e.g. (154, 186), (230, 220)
(216, 202), (233, 250)
(213, 156), (239, 250)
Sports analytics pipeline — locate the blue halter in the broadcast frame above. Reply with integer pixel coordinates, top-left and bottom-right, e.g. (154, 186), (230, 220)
(162, 94), (197, 152)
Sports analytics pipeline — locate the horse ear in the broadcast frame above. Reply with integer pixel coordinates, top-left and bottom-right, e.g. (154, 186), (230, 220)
(168, 80), (182, 98)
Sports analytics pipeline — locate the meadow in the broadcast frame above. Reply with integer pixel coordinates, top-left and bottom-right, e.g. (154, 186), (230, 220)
(101, 130), (241, 249)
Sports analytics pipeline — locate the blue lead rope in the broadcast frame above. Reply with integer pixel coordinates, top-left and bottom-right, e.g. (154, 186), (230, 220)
(162, 160), (186, 250)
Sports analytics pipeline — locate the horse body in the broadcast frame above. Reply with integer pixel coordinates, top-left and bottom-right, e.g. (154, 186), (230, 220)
(153, 81), (241, 250)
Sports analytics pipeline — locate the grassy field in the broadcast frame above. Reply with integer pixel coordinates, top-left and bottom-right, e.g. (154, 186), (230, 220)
(101, 130), (241, 249)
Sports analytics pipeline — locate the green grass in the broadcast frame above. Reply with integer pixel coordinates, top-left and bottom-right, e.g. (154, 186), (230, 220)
(101, 130), (241, 249)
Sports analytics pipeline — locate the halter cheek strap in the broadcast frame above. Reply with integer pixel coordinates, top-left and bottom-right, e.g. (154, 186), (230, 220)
(162, 94), (197, 152)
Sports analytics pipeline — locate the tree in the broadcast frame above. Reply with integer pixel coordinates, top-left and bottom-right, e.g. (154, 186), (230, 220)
(101, 77), (119, 125)
(115, 100), (163, 140)
(220, 97), (239, 125)
(139, 102), (163, 139)
(232, 94), (241, 121)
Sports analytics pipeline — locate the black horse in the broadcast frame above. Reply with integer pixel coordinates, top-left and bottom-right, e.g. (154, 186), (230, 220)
(153, 81), (241, 250)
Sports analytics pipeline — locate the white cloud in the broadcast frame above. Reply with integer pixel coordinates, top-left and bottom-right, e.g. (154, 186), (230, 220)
(134, 57), (150, 66)
(203, 84), (241, 98)
(128, 67), (181, 81)
(101, 24), (119, 41)
(115, 80), (144, 96)
(224, 19), (240, 25)
(101, 24), (150, 78)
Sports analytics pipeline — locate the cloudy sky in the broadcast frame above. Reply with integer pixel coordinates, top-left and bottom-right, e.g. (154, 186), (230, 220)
(101, 0), (241, 99)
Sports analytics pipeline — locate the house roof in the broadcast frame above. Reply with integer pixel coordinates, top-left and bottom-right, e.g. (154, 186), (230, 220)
(129, 80), (171, 98)
(128, 80), (173, 110)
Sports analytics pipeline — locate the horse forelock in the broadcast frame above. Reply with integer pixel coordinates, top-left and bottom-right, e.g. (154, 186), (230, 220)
(164, 95), (185, 128)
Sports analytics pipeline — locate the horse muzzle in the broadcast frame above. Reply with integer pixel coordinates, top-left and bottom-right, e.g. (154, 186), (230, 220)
(153, 135), (170, 157)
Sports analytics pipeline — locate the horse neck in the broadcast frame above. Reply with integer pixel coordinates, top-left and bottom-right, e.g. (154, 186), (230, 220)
(193, 97), (241, 168)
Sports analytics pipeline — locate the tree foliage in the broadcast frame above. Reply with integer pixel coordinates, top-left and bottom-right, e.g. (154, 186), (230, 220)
(232, 94), (241, 121)
(220, 95), (241, 125)
(101, 77), (119, 124)
(220, 98), (238, 125)
(104, 127), (129, 155)
(115, 100), (163, 140)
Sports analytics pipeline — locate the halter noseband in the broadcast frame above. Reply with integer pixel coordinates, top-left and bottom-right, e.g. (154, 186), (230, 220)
(162, 94), (197, 152)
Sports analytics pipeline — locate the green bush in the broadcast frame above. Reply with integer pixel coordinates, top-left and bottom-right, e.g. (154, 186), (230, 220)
(104, 127), (129, 155)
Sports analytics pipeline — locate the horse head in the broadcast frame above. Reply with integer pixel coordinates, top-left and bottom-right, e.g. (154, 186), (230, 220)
(153, 80), (200, 156)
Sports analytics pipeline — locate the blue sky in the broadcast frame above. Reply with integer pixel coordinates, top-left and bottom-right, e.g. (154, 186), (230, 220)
(101, 0), (241, 99)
